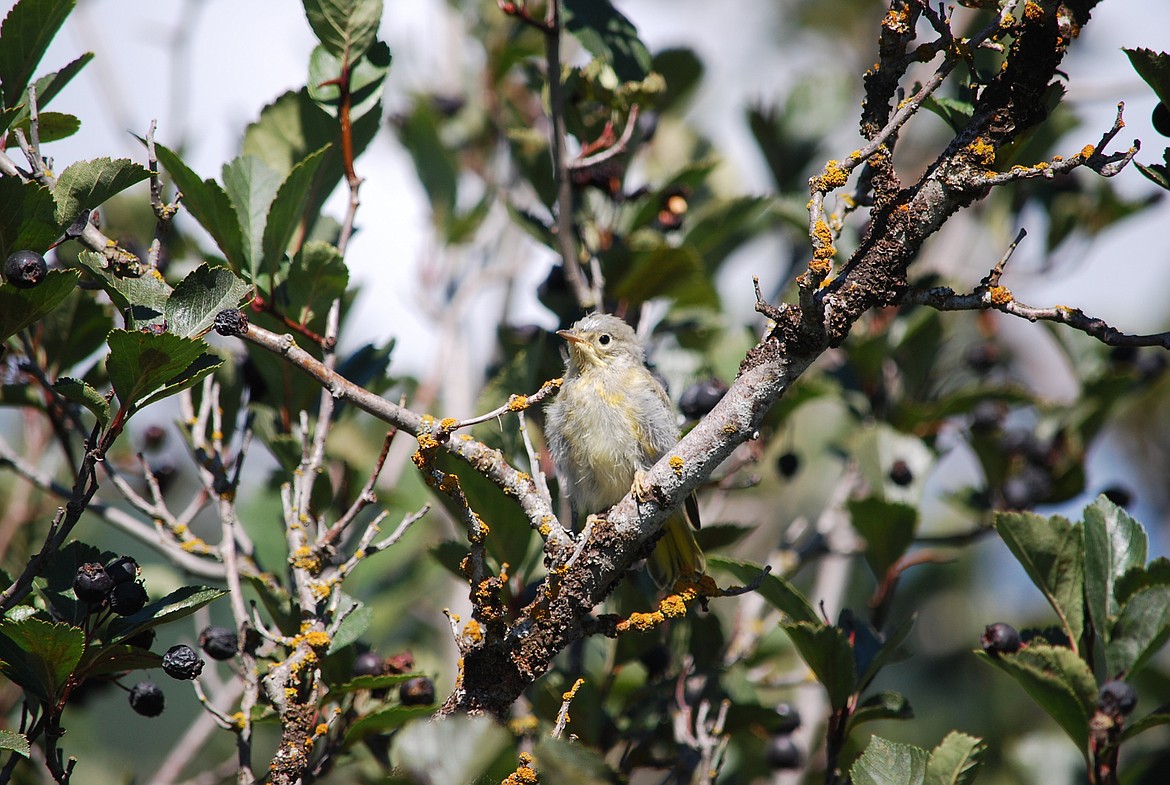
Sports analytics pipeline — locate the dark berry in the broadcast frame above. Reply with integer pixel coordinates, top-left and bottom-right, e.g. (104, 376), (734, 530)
(888, 460), (914, 486)
(1098, 679), (1137, 717)
(213, 308), (249, 336)
(970, 401), (1002, 433)
(151, 463), (178, 494)
(162, 644), (205, 680)
(141, 425), (168, 451)
(776, 451), (800, 478)
(354, 651), (384, 677)
(1153, 102), (1170, 137)
(198, 626), (238, 661)
(105, 556), (140, 585)
(125, 629), (157, 650)
(765, 734), (802, 770)
(129, 681), (165, 717)
(774, 702), (801, 734)
(1109, 344), (1139, 367)
(965, 342), (1000, 374)
(679, 377), (728, 420)
(638, 644), (671, 681)
(1101, 486), (1133, 509)
(108, 581), (149, 616)
(981, 622), (1022, 655)
(73, 563), (114, 603)
(398, 676), (435, 706)
(1002, 465), (1053, 510)
(5, 250), (48, 288)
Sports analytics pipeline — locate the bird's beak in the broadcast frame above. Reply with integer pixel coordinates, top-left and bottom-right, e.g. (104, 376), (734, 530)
(557, 329), (583, 344)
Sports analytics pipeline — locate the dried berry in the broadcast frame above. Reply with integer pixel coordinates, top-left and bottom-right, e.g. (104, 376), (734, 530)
(4, 250), (48, 288)
(1098, 679), (1137, 718)
(125, 629), (157, 650)
(162, 644), (205, 680)
(980, 622), (1022, 655)
(108, 581), (149, 616)
(129, 681), (165, 717)
(888, 460), (914, 486)
(105, 556), (140, 585)
(679, 377), (728, 420)
(213, 308), (249, 336)
(73, 562), (114, 603)
(354, 651), (384, 678)
(198, 626), (238, 661)
(398, 676), (435, 706)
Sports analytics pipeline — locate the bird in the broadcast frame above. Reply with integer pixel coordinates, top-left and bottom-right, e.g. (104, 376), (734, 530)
(544, 312), (705, 589)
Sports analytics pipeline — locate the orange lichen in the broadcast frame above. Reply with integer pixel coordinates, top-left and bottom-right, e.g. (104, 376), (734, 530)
(669, 455), (684, 478)
(968, 137), (996, 166)
(810, 160), (849, 191)
(1080, 144), (1095, 159)
(507, 395), (528, 411)
(988, 286), (1014, 306)
(501, 752), (539, 785)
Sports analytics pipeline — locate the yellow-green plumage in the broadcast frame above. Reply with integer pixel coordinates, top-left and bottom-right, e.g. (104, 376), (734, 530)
(544, 313), (705, 589)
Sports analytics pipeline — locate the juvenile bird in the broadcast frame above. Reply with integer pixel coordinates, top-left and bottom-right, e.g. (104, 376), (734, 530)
(544, 313), (705, 589)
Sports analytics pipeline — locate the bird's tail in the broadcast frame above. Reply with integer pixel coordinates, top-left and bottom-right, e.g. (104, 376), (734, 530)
(647, 507), (706, 591)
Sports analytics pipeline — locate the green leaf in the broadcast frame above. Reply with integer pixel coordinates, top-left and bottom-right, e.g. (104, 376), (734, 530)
(329, 672), (424, 694)
(1083, 495), (1147, 642)
(0, 177), (59, 257)
(105, 330), (209, 409)
(163, 263), (249, 339)
(0, 269), (78, 343)
(652, 48), (703, 112)
(222, 154), (284, 283)
(857, 614), (916, 692)
(136, 351), (223, 411)
(1115, 557), (1170, 605)
(781, 620), (856, 711)
(922, 95), (975, 132)
(1121, 706), (1170, 742)
(533, 737), (614, 785)
(0, 617), (85, 705)
(105, 586), (227, 644)
(52, 157), (151, 227)
(850, 735), (928, 785)
(924, 731), (985, 785)
(396, 99), (458, 221)
(849, 690), (914, 730)
(328, 596), (372, 654)
(53, 377), (110, 427)
(303, 0), (383, 60)
(10, 110), (79, 143)
(260, 145), (329, 278)
(1135, 148), (1170, 192)
(1124, 48), (1170, 106)
(609, 242), (704, 305)
(346, 704), (435, 745)
(0, 730), (30, 759)
(563, 0), (652, 82)
(307, 40), (391, 121)
(152, 142), (246, 270)
(284, 241), (348, 328)
(976, 643), (1097, 751)
(1105, 583), (1170, 677)
(0, 0), (76, 109)
(849, 497), (918, 581)
(77, 643), (163, 678)
(0, 51), (93, 136)
(707, 556), (819, 623)
(995, 511), (1085, 649)
(74, 250), (171, 329)
(390, 714), (510, 783)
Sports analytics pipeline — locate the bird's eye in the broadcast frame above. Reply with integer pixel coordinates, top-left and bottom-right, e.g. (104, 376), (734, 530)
(598, 334), (611, 346)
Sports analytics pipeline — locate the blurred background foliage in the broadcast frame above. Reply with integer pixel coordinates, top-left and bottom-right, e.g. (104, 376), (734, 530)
(2, 0), (1170, 782)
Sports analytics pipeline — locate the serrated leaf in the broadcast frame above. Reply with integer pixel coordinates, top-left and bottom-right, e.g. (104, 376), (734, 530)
(563, 0), (651, 82)
(782, 620), (856, 711)
(708, 556), (819, 623)
(10, 110), (79, 143)
(0, 51), (93, 137)
(74, 250), (171, 328)
(851, 736), (928, 785)
(924, 731), (985, 785)
(345, 703), (434, 745)
(849, 690), (914, 730)
(105, 586), (227, 644)
(976, 643), (1096, 751)
(284, 241), (348, 328)
(222, 155), (283, 282)
(136, 351), (223, 410)
(0, 0), (76, 109)
(0, 730), (30, 758)
(329, 672), (425, 694)
(328, 597), (372, 655)
(0, 268), (78, 342)
(152, 143), (246, 270)
(163, 263), (249, 339)
(849, 497), (918, 581)
(0, 177), (59, 257)
(1083, 495), (1147, 642)
(303, 0), (383, 60)
(1115, 557), (1170, 605)
(307, 40), (391, 121)
(1124, 48), (1170, 106)
(53, 376), (110, 427)
(106, 329), (207, 409)
(0, 617), (85, 704)
(1105, 583), (1170, 677)
(53, 157), (151, 227)
(858, 614), (916, 691)
(995, 511), (1085, 649)
(259, 145), (329, 279)
(922, 96), (975, 132)
(77, 643), (163, 678)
